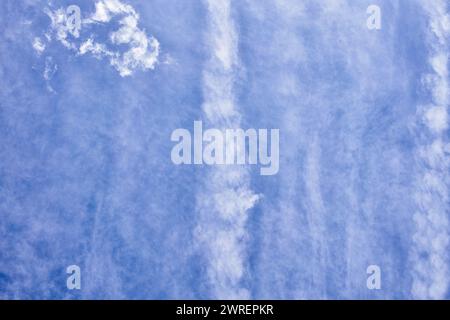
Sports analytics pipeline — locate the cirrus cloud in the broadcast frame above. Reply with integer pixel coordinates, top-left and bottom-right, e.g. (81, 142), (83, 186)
(37, 0), (160, 77)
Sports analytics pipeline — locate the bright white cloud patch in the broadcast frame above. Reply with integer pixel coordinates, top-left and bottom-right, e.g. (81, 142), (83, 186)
(89, 0), (136, 23)
(426, 106), (448, 132)
(40, 0), (160, 77)
(32, 37), (46, 55)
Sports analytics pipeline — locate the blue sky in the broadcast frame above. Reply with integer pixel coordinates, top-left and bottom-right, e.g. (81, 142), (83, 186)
(0, 0), (449, 299)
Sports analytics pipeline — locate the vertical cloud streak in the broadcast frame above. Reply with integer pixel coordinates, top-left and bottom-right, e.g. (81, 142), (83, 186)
(411, 0), (450, 300)
(194, 0), (259, 299)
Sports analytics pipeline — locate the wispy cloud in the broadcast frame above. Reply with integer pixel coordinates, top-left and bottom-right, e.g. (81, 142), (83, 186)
(411, 0), (450, 300)
(32, 37), (46, 55)
(39, 0), (160, 77)
(195, 0), (259, 299)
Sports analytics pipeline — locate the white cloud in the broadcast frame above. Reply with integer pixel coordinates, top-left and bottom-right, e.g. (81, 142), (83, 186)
(90, 1), (113, 23)
(43, 56), (57, 93)
(425, 106), (448, 132)
(430, 53), (448, 78)
(41, 0), (160, 77)
(43, 56), (57, 81)
(195, 0), (260, 299)
(204, 1), (238, 71)
(412, 0), (450, 300)
(32, 37), (46, 55)
(79, 38), (109, 57)
(89, 0), (137, 23)
(44, 7), (76, 50)
(108, 13), (160, 76)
